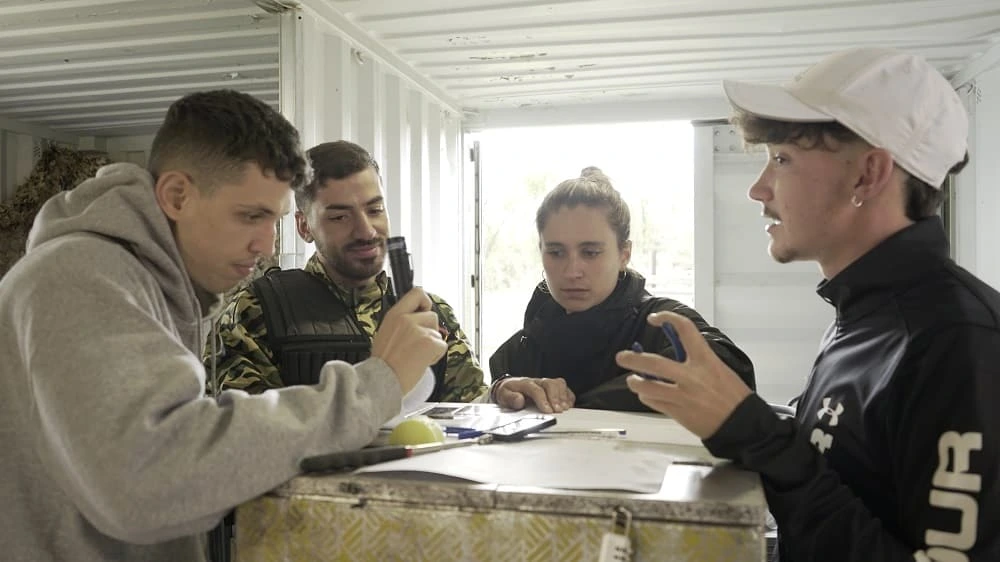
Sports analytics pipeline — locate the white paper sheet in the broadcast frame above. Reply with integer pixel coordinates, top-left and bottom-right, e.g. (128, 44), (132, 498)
(354, 438), (672, 494)
(542, 407), (705, 448)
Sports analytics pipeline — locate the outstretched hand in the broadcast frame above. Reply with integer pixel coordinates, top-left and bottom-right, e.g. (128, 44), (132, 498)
(615, 311), (752, 439)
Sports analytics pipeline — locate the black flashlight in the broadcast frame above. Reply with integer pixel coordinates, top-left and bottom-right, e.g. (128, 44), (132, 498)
(387, 236), (413, 302)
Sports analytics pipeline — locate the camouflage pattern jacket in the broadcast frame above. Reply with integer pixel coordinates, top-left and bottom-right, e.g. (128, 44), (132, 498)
(206, 254), (486, 402)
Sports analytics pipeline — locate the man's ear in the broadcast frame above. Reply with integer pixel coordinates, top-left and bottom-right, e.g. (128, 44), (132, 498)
(295, 209), (313, 243)
(155, 171), (195, 221)
(853, 147), (896, 201)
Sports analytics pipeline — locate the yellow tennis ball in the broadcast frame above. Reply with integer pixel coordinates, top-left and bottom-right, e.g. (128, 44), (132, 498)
(388, 415), (446, 446)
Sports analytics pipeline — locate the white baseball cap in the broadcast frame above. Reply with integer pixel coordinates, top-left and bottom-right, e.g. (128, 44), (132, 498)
(723, 47), (968, 188)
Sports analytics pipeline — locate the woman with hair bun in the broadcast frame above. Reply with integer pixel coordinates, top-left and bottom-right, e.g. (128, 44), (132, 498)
(488, 167), (755, 412)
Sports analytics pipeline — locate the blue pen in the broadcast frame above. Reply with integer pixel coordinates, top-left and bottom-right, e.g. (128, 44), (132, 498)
(630, 323), (684, 382)
(660, 322), (686, 362)
(444, 426), (484, 440)
(630, 342), (673, 383)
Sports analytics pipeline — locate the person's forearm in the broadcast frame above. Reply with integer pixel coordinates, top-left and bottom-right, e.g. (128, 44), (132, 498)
(704, 394), (998, 561)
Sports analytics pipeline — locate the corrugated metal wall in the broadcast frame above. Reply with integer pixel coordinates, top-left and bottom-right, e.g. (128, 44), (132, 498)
(277, 11), (471, 323)
(0, 130), (37, 202)
(957, 64), (1000, 292)
(0, 118), (82, 202)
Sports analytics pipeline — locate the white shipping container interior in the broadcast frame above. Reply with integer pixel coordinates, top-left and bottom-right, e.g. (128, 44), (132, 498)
(1, 0), (1000, 405)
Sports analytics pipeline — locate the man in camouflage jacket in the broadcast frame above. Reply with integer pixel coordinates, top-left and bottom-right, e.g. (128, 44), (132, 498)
(207, 141), (486, 402)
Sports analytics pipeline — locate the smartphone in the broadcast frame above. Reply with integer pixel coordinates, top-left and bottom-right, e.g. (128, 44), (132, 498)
(423, 405), (472, 419)
(487, 414), (557, 442)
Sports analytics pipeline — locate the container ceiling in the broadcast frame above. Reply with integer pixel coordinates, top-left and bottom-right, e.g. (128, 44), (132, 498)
(1, 0), (999, 137)
(333, 0), (1000, 111)
(0, 0), (280, 138)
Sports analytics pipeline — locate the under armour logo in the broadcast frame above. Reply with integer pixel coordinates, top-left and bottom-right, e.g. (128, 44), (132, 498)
(811, 429), (834, 453)
(816, 397), (844, 426)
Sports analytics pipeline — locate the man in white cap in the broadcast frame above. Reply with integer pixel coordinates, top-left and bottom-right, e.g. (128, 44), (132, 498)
(617, 47), (999, 561)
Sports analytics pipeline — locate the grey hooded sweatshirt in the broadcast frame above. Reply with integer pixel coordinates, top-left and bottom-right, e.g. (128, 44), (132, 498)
(0, 163), (403, 561)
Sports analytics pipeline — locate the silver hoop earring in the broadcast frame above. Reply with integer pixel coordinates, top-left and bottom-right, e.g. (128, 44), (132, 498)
(851, 195), (864, 208)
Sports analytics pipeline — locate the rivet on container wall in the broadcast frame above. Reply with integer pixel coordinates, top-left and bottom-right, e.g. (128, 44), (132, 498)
(352, 48), (367, 65)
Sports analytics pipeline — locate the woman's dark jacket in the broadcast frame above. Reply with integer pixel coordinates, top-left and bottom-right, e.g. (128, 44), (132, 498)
(489, 270), (755, 412)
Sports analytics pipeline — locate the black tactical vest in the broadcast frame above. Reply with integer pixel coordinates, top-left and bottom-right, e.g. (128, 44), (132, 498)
(250, 268), (447, 399)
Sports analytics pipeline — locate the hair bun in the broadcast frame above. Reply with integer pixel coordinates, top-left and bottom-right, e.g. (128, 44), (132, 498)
(580, 166), (612, 187)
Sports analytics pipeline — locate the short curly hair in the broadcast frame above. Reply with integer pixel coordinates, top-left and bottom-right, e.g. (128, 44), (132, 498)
(730, 110), (969, 219)
(294, 141), (381, 211)
(148, 90), (306, 192)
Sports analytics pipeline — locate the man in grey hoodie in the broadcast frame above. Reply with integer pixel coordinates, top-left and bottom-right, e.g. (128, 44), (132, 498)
(0, 90), (447, 562)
